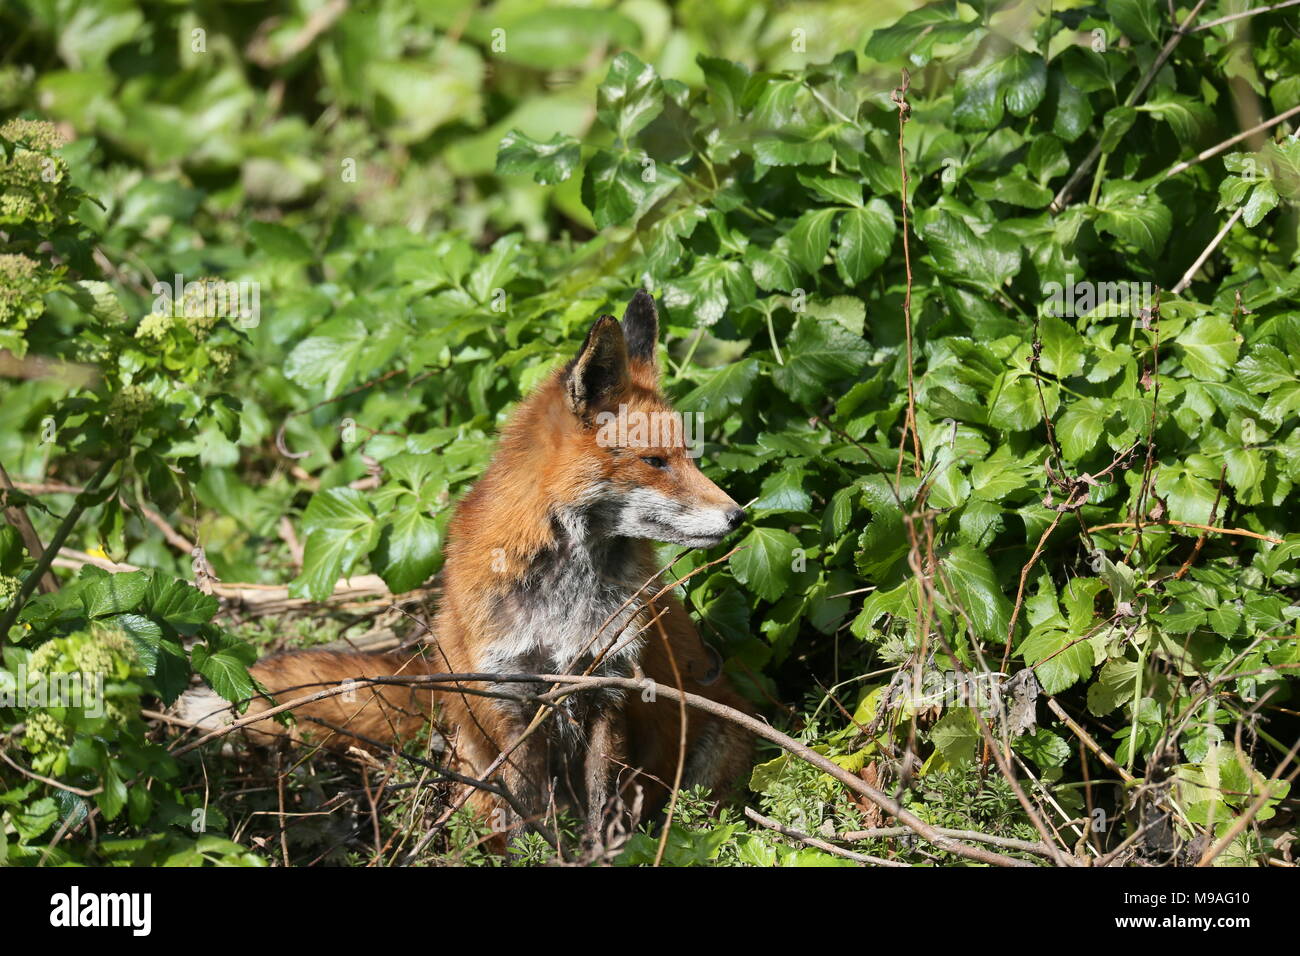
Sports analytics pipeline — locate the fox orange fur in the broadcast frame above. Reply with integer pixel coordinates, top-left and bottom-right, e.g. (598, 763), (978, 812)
(183, 291), (754, 838)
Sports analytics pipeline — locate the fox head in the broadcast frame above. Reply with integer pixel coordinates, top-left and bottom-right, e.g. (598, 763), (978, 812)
(552, 290), (745, 549)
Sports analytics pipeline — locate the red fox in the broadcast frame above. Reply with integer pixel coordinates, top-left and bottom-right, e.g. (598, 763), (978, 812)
(180, 291), (754, 838)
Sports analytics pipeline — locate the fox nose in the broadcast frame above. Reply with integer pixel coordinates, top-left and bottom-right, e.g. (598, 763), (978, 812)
(725, 507), (746, 531)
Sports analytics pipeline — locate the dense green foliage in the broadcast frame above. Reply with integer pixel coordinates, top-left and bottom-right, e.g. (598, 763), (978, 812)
(2, 0), (1298, 866)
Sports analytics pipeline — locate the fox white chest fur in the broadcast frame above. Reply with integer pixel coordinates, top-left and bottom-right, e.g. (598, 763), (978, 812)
(479, 497), (653, 678)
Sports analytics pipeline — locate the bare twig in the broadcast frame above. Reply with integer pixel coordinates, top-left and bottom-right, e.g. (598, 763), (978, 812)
(1051, 0), (1210, 212)
(0, 462), (57, 594)
(172, 670), (1036, 867)
(891, 68), (923, 480)
(0, 457), (119, 643)
(1087, 518), (1281, 543)
(1197, 734), (1300, 865)
(744, 807), (910, 866)
(1172, 207), (1245, 295)
(1164, 103), (1300, 180)
(1191, 0), (1300, 32)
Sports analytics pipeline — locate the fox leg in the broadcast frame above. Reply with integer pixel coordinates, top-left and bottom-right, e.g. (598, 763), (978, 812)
(583, 705), (629, 839)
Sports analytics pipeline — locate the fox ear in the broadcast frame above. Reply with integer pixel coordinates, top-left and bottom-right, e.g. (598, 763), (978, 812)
(621, 289), (659, 368)
(565, 315), (629, 417)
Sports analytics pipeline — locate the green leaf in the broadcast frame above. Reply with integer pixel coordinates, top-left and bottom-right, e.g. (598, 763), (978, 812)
(373, 508), (441, 593)
(1176, 315), (1240, 382)
(1020, 626), (1093, 694)
(754, 466), (812, 514)
(730, 527), (801, 602)
(496, 130), (579, 184)
(1099, 106), (1137, 153)
(678, 358), (760, 412)
(144, 578), (218, 636)
(1109, 0), (1162, 44)
(1094, 181), (1171, 256)
(931, 709), (979, 765)
(920, 208), (1022, 293)
(1039, 314), (1085, 378)
(953, 49), (1046, 129)
(855, 508), (909, 581)
(80, 571), (148, 619)
(247, 221), (312, 263)
(835, 200), (895, 285)
(943, 545), (1013, 646)
(109, 613), (163, 673)
(787, 207), (838, 274)
(284, 316), (370, 396)
(772, 317), (869, 404)
(584, 148), (680, 229)
(290, 488), (378, 601)
(865, 2), (975, 64)
(192, 642), (255, 706)
(1243, 181), (1279, 227)
(1057, 397), (1110, 461)
(596, 52), (663, 141)
(1088, 658), (1140, 716)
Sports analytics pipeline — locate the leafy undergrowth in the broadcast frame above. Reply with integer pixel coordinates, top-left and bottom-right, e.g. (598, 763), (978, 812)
(3, 0), (1300, 866)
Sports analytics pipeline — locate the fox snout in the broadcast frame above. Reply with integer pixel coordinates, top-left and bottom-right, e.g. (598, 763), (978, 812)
(611, 467), (745, 549)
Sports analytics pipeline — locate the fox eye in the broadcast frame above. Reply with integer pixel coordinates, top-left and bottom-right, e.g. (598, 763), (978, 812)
(640, 455), (668, 469)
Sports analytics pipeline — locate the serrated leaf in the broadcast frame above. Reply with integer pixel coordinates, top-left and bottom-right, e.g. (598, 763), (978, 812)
(496, 130), (580, 184)
(730, 527), (800, 602)
(772, 317), (868, 404)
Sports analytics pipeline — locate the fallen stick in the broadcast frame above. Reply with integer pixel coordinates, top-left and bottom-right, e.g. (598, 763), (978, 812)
(171, 670), (1040, 867)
